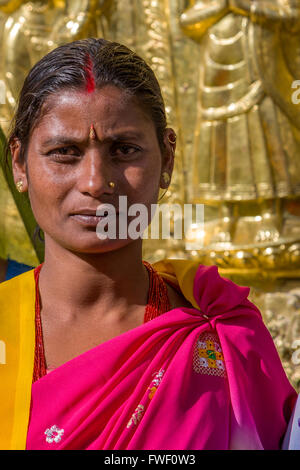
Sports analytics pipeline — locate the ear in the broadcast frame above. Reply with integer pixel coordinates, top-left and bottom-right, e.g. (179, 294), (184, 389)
(10, 138), (28, 192)
(160, 128), (176, 189)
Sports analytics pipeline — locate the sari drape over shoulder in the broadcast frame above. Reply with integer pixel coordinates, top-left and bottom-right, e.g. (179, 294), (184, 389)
(0, 260), (297, 450)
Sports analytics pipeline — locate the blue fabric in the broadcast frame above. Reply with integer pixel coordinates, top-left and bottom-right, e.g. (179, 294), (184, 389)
(5, 258), (34, 280)
(282, 394), (300, 449)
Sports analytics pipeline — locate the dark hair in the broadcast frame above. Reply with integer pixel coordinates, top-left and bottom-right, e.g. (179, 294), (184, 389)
(7, 37), (167, 163)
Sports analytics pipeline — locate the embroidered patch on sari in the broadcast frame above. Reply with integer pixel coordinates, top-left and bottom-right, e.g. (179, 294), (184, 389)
(193, 331), (227, 378)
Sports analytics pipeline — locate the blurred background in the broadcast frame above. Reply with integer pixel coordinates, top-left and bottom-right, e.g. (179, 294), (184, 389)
(1, 0), (300, 390)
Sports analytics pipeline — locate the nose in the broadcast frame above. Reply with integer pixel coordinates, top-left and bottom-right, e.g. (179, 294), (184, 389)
(76, 150), (114, 198)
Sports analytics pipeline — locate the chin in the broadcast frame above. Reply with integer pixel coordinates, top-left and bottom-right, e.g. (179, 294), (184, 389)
(62, 235), (138, 255)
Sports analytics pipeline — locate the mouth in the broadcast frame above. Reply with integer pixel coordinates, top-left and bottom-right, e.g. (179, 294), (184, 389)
(70, 209), (119, 227)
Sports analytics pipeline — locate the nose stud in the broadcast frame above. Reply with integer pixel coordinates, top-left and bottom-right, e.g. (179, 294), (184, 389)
(108, 181), (115, 188)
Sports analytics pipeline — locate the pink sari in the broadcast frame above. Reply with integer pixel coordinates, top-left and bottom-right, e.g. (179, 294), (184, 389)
(26, 265), (296, 450)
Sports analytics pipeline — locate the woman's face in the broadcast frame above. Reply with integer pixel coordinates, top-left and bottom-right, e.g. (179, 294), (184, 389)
(11, 85), (175, 254)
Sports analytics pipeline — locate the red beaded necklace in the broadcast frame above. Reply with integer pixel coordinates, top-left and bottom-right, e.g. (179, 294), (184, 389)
(33, 261), (171, 382)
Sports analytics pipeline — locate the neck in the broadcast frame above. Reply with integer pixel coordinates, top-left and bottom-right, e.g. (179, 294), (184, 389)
(38, 237), (150, 320)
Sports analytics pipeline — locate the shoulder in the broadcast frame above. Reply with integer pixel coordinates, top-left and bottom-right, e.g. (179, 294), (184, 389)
(165, 281), (194, 310)
(154, 258), (254, 317)
(0, 267), (35, 290)
(0, 268), (35, 311)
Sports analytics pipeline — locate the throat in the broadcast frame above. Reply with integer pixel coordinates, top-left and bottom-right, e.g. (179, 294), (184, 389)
(33, 261), (171, 380)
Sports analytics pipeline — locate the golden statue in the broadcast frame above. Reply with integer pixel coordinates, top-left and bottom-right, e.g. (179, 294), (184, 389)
(0, 0), (185, 268)
(0, 0), (112, 134)
(2, 0), (300, 278)
(180, 0), (300, 281)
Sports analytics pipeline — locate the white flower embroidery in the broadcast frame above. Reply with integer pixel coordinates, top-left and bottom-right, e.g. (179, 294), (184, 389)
(214, 342), (222, 353)
(199, 357), (209, 367)
(216, 360), (225, 370)
(44, 425), (64, 444)
(151, 368), (165, 388)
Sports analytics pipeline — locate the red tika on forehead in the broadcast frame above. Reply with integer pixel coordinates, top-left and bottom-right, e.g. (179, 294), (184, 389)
(84, 54), (95, 93)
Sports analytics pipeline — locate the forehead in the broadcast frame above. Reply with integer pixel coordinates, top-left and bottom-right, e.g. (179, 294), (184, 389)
(34, 85), (154, 138)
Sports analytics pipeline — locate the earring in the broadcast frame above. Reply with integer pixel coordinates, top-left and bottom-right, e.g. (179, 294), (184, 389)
(108, 181), (115, 188)
(16, 180), (24, 192)
(162, 172), (170, 185)
(168, 134), (177, 145)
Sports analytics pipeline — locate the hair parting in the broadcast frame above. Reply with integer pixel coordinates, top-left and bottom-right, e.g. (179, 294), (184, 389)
(84, 53), (96, 93)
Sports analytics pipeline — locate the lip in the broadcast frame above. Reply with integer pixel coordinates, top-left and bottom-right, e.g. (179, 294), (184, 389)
(70, 209), (120, 227)
(70, 208), (102, 216)
(70, 214), (106, 226)
(70, 208), (120, 215)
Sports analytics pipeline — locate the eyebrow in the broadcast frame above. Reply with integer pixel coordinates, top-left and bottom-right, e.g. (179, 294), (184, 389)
(42, 131), (145, 147)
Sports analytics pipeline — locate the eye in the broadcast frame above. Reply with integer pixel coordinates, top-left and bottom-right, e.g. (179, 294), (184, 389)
(49, 146), (81, 162)
(111, 143), (140, 159)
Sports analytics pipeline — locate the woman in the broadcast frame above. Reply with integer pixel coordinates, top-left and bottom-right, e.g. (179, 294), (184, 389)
(0, 38), (297, 450)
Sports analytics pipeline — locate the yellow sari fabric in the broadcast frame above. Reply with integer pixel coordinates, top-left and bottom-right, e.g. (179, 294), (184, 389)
(0, 269), (36, 450)
(0, 259), (200, 450)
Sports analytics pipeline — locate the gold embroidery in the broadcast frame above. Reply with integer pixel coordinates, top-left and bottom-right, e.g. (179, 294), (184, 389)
(193, 331), (227, 378)
(126, 404), (145, 429)
(148, 368), (165, 400)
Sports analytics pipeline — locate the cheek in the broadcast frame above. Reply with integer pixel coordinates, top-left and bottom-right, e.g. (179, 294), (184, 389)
(29, 157), (71, 186)
(123, 160), (161, 199)
(27, 152), (76, 193)
(26, 159), (71, 214)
